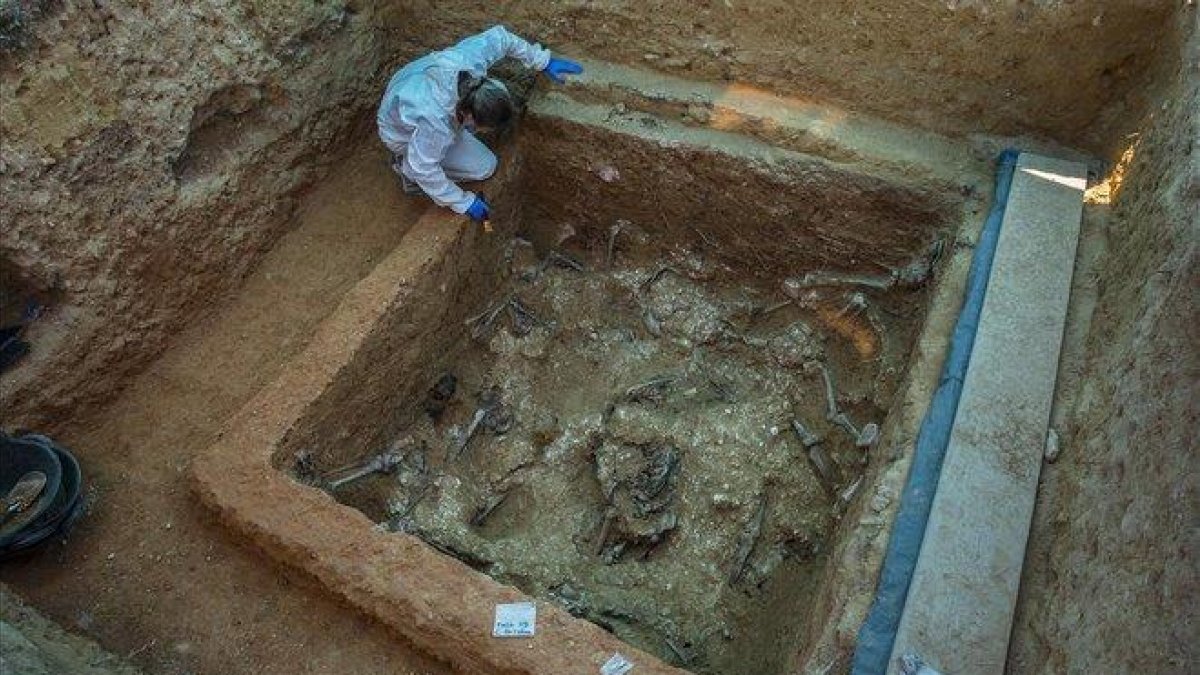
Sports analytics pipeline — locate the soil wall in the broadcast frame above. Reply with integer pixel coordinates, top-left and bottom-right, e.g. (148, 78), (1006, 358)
(0, 1), (409, 427)
(0, 1), (1185, 429)
(1009, 16), (1198, 674)
(415, 0), (1183, 154)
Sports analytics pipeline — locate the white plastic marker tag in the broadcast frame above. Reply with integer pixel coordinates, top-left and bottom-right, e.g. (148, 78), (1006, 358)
(600, 653), (634, 675)
(492, 602), (537, 638)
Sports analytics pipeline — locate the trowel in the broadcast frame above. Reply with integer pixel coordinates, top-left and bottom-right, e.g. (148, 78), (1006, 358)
(479, 192), (495, 234)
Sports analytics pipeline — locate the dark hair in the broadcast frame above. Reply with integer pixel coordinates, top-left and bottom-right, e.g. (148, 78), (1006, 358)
(457, 71), (514, 129)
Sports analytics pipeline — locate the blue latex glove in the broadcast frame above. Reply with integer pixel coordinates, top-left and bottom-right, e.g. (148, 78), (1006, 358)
(465, 196), (490, 222)
(542, 56), (583, 84)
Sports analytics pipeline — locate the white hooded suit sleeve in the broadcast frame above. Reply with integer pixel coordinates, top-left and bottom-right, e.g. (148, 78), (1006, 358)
(401, 121), (474, 214)
(451, 25), (552, 73)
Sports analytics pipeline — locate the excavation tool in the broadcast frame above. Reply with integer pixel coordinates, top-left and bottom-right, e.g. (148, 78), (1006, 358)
(478, 192), (495, 233)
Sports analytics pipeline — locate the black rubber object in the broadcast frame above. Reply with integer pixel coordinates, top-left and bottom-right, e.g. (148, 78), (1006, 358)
(0, 433), (85, 560)
(0, 435), (63, 546)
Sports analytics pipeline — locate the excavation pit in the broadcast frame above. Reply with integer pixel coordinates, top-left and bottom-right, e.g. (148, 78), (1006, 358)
(195, 94), (982, 675)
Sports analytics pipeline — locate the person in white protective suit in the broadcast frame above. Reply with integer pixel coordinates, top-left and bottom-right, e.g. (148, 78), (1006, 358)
(377, 26), (583, 224)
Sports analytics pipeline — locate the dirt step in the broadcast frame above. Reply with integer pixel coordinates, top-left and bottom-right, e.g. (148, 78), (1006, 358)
(556, 58), (989, 192)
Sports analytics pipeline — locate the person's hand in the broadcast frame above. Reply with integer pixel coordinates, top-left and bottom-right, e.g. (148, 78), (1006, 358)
(542, 56), (583, 84)
(465, 196), (490, 222)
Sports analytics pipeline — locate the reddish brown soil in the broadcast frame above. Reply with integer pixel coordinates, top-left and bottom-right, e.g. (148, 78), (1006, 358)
(2, 145), (452, 675)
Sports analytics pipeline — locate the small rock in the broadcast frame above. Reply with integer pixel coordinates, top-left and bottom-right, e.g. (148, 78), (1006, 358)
(683, 103), (711, 124)
(596, 165), (620, 183)
(870, 490), (891, 514)
(1044, 428), (1061, 463)
(856, 423), (880, 449)
(711, 493), (739, 510)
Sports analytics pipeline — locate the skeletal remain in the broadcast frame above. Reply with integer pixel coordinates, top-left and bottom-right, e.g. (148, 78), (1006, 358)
(522, 250), (586, 281)
(792, 419), (841, 495)
(706, 374), (735, 403)
(808, 361), (881, 446)
(790, 419), (822, 449)
(425, 538), (493, 570)
(728, 493), (768, 585)
(465, 294), (513, 339)
(630, 446), (679, 516)
(665, 638), (697, 666)
(784, 238), (945, 295)
(638, 265), (680, 294)
(784, 271), (893, 294)
(424, 373), (457, 420)
(322, 449), (405, 490)
(810, 361), (840, 421)
(831, 411), (861, 438)
(549, 582), (589, 617)
(594, 507), (616, 556)
(469, 490), (511, 526)
(837, 476), (864, 510)
(455, 388), (510, 459)
(293, 449), (318, 483)
(600, 541), (627, 565)
(642, 308), (663, 337)
(388, 479), (433, 531)
(547, 250), (586, 272)
(747, 544), (789, 588)
(640, 528), (670, 561)
(754, 299), (794, 318)
(623, 375), (678, 403)
(893, 237), (946, 289)
(606, 221), (627, 269)
(456, 408), (489, 459)
(838, 292), (868, 317)
(508, 297), (538, 336)
(856, 422), (881, 449)
(502, 237), (534, 274)
(466, 295), (540, 340)
(807, 444), (841, 497)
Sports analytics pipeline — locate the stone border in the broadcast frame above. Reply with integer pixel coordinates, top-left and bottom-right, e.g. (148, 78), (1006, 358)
(191, 206), (686, 675)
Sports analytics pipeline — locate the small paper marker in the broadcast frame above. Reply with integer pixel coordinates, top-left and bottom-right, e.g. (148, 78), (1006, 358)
(492, 602), (536, 638)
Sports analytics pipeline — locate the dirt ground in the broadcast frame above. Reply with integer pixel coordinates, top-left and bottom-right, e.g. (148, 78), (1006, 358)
(1, 3), (1193, 674)
(2, 144), (452, 675)
(333, 245), (918, 673)
(1007, 22), (1199, 673)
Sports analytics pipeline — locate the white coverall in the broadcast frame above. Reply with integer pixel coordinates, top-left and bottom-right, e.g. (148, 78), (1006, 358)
(376, 26), (552, 214)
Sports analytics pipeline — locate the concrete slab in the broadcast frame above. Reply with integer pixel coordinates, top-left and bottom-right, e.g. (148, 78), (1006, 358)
(888, 153), (1087, 674)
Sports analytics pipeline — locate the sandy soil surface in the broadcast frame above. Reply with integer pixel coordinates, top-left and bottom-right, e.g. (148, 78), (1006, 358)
(2, 144), (452, 675)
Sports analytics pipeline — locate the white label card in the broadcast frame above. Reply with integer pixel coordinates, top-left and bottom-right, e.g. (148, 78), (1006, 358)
(601, 652), (634, 675)
(492, 602), (537, 638)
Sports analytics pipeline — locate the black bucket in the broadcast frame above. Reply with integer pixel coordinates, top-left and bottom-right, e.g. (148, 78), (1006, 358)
(0, 433), (85, 559)
(0, 435), (63, 547)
